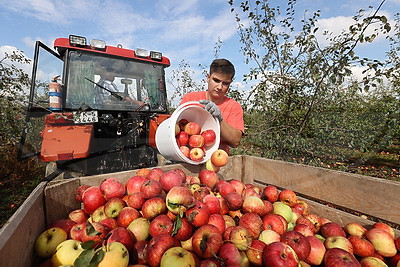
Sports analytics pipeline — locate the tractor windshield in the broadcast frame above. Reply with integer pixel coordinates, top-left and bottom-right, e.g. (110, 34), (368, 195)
(65, 50), (168, 112)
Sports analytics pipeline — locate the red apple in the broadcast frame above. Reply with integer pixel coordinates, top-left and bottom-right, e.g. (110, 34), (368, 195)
(104, 197), (126, 219)
(136, 168), (151, 178)
(320, 222), (346, 238)
(178, 118), (189, 130)
(293, 224), (314, 237)
(125, 192), (146, 210)
(70, 222), (86, 241)
(99, 217), (117, 230)
(242, 195), (268, 216)
(199, 259), (221, 267)
(100, 177), (125, 200)
(324, 236), (354, 254)
(281, 230), (311, 260)
(148, 168), (164, 181)
(193, 186), (211, 202)
(218, 197), (229, 215)
(365, 227), (397, 257)
(189, 134), (205, 148)
(348, 235), (375, 257)
(179, 146), (190, 158)
(210, 149), (228, 167)
(262, 213), (287, 235)
(159, 170), (183, 192)
(202, 194), (220, 214)
(75, 185), (90, 202)
(165, 186), (194, 215)
(198, 170), (219, 189)
(48, 219), (75, 238)
(145, 234), (180, 267)
(186, 201), (210, 227)
(201, 129), (216, 147)
(176, 131), (189, 146)
(133, 240), (149, 265)
(192, 224), (223, 259)
(230, 226), (252, 251)
(173, 217), (193, 241)
(80, 222), (108, 245)
(68, 209), (88, 224)
(224, 192), (243, 211)
(262, 185), (279, 203)
(116, 207), (140, 228)
(141, 197), (167, 220)
(140, 179), (162, 199)
(149, 214), (173, 237)
(304, 213), (322, 233)
(126, 175), (148, 195)
(279, 189), (298, 207)
(395, 236), (400, 251)
(82, 186), (107, 215)
(189, 147), (205, 161)
(344, 222), (367, 238)
(228, 179), (245, 195)
(239, 212), (263, 239)
(222, 214), (236, 229)
(207, 213), (226, 234)
(323, 248), (360, 267)
(246, 239), (266, 266)
(296, 200), (310, 215)
(218, 242), (242, 265)
(263, 241), (299, 267)
(242, 187), (260, 198)
(304, 235), (326, 266)
(184, 122), (201, 135)
(373, 222), (395, 239)
(216, 181), (235, 198)
(106, 227), (136, 252)
(360, 256), (388, 267)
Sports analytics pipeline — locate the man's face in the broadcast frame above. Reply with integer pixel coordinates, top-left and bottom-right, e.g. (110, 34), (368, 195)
(207, 72), (233, 101)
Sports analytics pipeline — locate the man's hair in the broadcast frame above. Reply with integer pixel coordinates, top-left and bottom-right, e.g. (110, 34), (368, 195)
(209, 59), (235, 78)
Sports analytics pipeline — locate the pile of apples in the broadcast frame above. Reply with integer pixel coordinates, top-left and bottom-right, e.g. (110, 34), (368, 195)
(175, 118), (218, 163)
(35, 166), (400, 267)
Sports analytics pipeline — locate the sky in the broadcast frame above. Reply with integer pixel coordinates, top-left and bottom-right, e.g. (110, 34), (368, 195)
(1, 0), (399, 103)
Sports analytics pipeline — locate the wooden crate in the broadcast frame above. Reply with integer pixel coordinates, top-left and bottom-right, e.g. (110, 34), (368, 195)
(0, 155), (398, 267)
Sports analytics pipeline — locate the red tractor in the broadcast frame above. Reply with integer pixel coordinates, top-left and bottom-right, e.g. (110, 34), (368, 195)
(19, 35), (171, 179)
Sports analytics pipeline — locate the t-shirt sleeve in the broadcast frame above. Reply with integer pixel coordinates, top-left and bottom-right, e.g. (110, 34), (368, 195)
(222, 101), (245, 133)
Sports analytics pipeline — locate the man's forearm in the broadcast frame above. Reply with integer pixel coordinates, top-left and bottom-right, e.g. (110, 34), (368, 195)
(219, 120), (242, 148)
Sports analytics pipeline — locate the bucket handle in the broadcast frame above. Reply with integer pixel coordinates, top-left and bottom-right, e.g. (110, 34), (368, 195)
(173, 101), (219, 125)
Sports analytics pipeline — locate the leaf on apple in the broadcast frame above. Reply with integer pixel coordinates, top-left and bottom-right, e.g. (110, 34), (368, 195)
(172, 214), (183, 235)
(86, 221), (101, 237)
(82, 240), (96, 250)
(74, 249), (95, 266)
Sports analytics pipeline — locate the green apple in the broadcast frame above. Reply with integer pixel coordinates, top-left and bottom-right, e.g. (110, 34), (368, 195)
(273, 201), (293, 223)
(98, 242), (129, 267)
(160, 247), (195, 267)
(51, 239), (84, 266)
(35, 227), (67, 258)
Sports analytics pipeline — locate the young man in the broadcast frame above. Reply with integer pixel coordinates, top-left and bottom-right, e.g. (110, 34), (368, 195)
(180, 59), (244, 154)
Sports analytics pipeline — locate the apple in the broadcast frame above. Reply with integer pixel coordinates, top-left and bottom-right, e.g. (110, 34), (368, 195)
(179, 146), (190, 158)
(262, 213), (287, 235)
(100, 217), (118, 230)
(171, 168), (187, 183)
(218, 242), (242, 265)
(48, 219), (75, 237)
(263, 241), (299, 267)
(136, 168), (151, 177)
(279, 189), (298, 206)
(281, 230), (311, 260)
(104, 197), (126, 218)
(218, 197), (229, 215)
(258, 229), (281, 245)
(82, 186), (107, 215)
(146, 234), (180, 267)
(166, 186), (194, 215)
(116, 207), (140, 228)
(140, 179), (162, 199)
(395, 236), (400, 251)
(273, 201), (293, 223)
(160, 170), (183, 192)
(199, 259), (221, 267)
(201, 129), (216, 147)
(242, 195), (268, 216)
(246, 239), (266, 266)
(390, 254), (400, 267)
(242, 187), (260, 198)
(178, 118), (189, 130)
(51, 239), (84, 266)
(186, 201), (210, 227)
(148, 167), (164, 181)
(304, 213), (322, 233)
(189, 147), (205, 161)
(239, 212), (263, 239)
(360, 256), (388, 267)
(69, 209), (88, 224)
(198, 169), (219, 189)
(175, 123), (180, 135)
(174, 217), (194, 241)
(323, 248), (360, 267)
(184, 122), (201, 135)
(373, 222), (395, 239)
(344, 222), (368, 238)
(228, 209), (243, 220)
(127, 217), (150, 241)
(35, 227), (67, 258)
(98, 242), (129, 267)
(222, 214), (236, 228)
(126, 175), (148, 195)
(100, 177), (125, 200)
(229, 226), (252, 251)
(189, 134), (205, 148)
(125, 192), (146, 210)
(141, 196), (167, 220)
(348, 235), (375, 257)
(207, 213), (226, 234)
(210, 149), (229, 167)
(149, 214), (174, 237)
(324, 236), (354, 254)
(192, 224), (223, 259)
(70, 222), (86, 241)
(202, 194), (220, 215)
(293, 224), (314, 237)
(262, 185), (279, 203)
(320, 222), (346, 238)
(160, 247), (196, 267)
(365, 227), (397, 257)
(91, 205), (108, 222)
(80, 222), (108, 245)
(106, 227), (136, 252)
(75, 184), (90, 202)
(205, 159), (220, 172)
(305, 235), (326, 266)
(216, 181), (235, 198)
(176, 131), (189, 146)
(132, 240), (149, 265)
(224, 191), (243, 211)
(186, 175), (201, 185)
(193, 186), (211, 202)
(228, 179), (245, 195)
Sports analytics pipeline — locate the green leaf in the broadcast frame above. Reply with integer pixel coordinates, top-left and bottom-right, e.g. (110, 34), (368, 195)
(86, 221), (101, 237)
(74, 249), (95, 267)
(89, 249), (105, 267)
(81, 240), (95, 250)
(172, 213), (183, 236)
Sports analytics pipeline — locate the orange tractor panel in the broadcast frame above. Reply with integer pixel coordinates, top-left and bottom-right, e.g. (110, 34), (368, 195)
(40, 119), (94, 162)
(149, 114), (171, 148)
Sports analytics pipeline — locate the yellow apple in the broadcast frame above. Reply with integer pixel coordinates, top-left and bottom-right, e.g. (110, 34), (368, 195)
(127, 217), (150, 241)
(51, 239), (84, 266)
(35, 227), (67, 258)
(98, 242), (129, 267)
(205, 159), (220, 172)
(160, 247), (195, 267)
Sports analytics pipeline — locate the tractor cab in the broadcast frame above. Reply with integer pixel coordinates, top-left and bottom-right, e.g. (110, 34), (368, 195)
(19, 35), (171, 179)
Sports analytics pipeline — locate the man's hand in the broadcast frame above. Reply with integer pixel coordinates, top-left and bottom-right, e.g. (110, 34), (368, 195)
(199, 99), (223, 122)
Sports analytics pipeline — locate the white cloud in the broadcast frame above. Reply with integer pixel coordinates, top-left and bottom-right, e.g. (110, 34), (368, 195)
(0, 45), (32, 75)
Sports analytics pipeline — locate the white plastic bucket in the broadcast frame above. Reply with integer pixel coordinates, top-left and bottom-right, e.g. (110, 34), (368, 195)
(155, 101), (220, 165)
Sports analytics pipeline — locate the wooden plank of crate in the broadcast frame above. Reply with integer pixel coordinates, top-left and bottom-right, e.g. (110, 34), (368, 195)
(0, 182), (47, 267)
(248, 156), (400, 225)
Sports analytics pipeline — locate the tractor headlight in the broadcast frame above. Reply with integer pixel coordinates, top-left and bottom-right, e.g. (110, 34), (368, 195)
(69, 35), (87, 46)
(90, 39), (106, 49)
